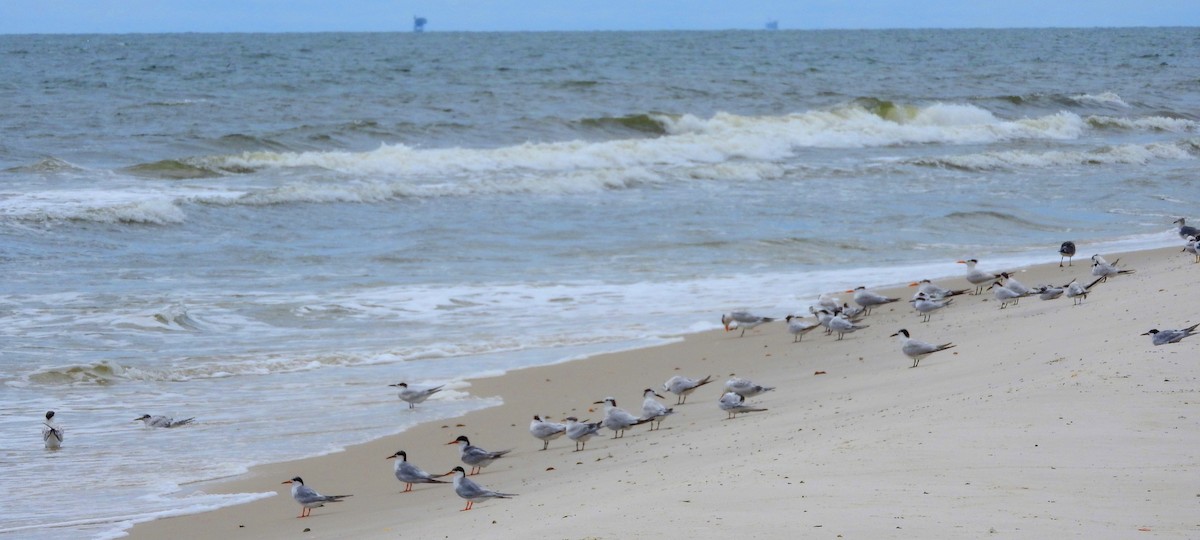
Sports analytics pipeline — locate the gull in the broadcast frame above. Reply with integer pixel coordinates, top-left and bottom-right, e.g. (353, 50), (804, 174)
(826, 311), (869, 340)
(911, 293), (953, 323)
(529, 415), (567, 451)
(724, 377), (775, 398)
(987, 281), (1023, 309)
(891, 329), (956, 368)
(446, 466), (516, 511)
(1175, 218), (1199, 240)
(563, 416), (603, 451)
(999, 272), (1033, 297)
(447, 435), (511, 475)
(718, 392), (768, 419)
(909, 279), (968, 301)
(134, 414), (194, 428)
(957, 259), (1000, 295)
(1090, 254), (1134, 282)
(1059, 241), (1077, 267)
(43, 411), (63, 450)
(387, 450), (448, 492)
(721, 311), (775, 337)
(1142, 323), (1200, 346)
(388, 382), (444, 409)
(281, 477), (351, 518)
(1065, 277), (1104, 306)
(1182, 236), (1199, 263)
(849, 286), (899, 315)
(1033, 284), (1064, 300)
(640, 389), (674, 430)
(785, 315), (822, 342)
(592, 397), (649, 438)
(663, 374), (713, 404)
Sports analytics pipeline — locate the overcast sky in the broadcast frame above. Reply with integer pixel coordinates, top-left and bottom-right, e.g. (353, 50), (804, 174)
(2, 0), (1198, 34)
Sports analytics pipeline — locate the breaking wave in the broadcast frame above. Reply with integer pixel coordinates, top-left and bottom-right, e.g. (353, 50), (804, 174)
(909, 141), (1195, 171)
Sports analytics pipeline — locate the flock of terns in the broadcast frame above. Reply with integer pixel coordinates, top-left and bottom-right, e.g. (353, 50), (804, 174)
(37, 219), (1200, 519)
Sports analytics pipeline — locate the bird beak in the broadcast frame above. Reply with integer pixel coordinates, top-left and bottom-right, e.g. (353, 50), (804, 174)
(592, 401), (604, 405)
(908, 282), (919, 287)
(445, 440), (458, 445)
(386, 455), (396, 460)
(655, 393), (665, 399)
(889, 332), (898, 337)
(281, 480), (293, 485)
(844, 289), (854, 293)
(956, 260), (966, 264)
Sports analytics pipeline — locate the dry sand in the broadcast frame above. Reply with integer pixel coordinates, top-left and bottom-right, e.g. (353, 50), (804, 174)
(127, 247), (1200, 539)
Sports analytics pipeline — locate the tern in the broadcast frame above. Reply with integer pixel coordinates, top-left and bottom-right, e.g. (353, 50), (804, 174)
(388, 382), (444, 409)
(910, 293), (953, 323)
(816, 293), (842, 313)
(447, 435), (511, 475)
(446, 466), (516, 511)
(43, 411), (63, 450)
(663, 374), (713, 404)
(987, 281), (1023, 309)
(1059, 241), (1077, 267)
(1142, 323), (1200, 346)
(639, 389), (674, 430)
(724, 377), (775, 398)
(718, 392), (768, 419)
(891, 329), (956, 368)
(1033, 284), (1064, 300)
(957, 259), (1000, 295)
(592, 397), (649, 438)
(849, 286), (899, 315)
(909, 279), (969, 301)
(1065, 277), (1104, 305)
(529, 415), (567, 450)
(721, 311), (775, 337)
(1090, 254), (1134, 282)
(999, 272), (1033, 297)
(563, 416), (603, 451)
(134, 414), (194, 428)
(281, 477), (351, 518)
(1175, 218), (1199, 240)
(387, 450), (448, 492)
(785, 315), (822, 342)
(826, 311), (869, 340)
(1182, 236), (1199, 263)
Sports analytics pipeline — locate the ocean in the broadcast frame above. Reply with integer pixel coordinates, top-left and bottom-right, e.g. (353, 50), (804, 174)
(1, 27), (1197, 538)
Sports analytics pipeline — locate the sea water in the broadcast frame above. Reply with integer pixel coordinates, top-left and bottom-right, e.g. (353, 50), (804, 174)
(1, 28), (1197, 538)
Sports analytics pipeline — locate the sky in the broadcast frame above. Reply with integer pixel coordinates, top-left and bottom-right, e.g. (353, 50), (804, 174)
(1, 0), (1198, 34)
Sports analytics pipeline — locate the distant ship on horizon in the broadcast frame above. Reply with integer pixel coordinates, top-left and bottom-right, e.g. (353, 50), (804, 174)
(413, 16), (427, 32)
(765, 20), (779, 30)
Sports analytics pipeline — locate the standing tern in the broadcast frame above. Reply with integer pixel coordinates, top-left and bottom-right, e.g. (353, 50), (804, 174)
(1183, 236), (1199, 263)
(1065, 277), (1104, 305)
(721, 311), (775, 337)
(987, 281), (1023, 309)
(281, 477), (351, 518)
(1033, 284), (1064, 300)
(718, 392), (768, 419)
(909, 279), (969, 301)
(1175, 218), (1199, 240)
(387, 450), (448, 492)
(639, 389), (674, 430)
(592, 397), (649, 438)
(134, 414), (194, 428)
(785, 315), (822, 342)
(388, 382), (444, 409)
(529, 415), (567, 450)
(447, 435), (511, 475)
(1059, 241), (1076, 267)
(663, 374), (714, 404)
(43, 410), (63, 450)
(1090, 254), (1134, 282)
(446, 466), (516, 511)
(957, 259), (1000, 295)
(910, 293), (953, 323)
(563, 416), (603, 451)
(999, 272), (1033, 297)
(825, 311), (869, 340)
(849, 286), (899, 315)
(723, 377), (775, 398)
(1142, 323), (1200, 345)
(891, 329), (956, 368)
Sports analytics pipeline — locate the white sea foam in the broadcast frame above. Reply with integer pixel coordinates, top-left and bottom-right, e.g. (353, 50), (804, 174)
(910, 141), (1194, 170)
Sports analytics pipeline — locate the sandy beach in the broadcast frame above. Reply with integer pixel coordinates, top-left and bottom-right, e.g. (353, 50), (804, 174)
(127, 246), (1200, 539)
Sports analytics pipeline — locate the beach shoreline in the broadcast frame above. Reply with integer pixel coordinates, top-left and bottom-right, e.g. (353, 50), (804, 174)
(127, 245), (1200, 539)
